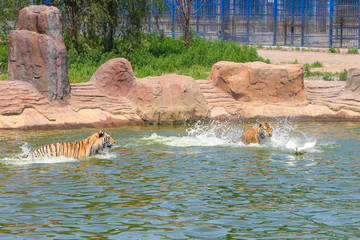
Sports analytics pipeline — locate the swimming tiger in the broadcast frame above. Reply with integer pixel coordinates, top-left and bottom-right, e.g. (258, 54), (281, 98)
(23, 131), (115, 159)
(241, 122), (273, 145)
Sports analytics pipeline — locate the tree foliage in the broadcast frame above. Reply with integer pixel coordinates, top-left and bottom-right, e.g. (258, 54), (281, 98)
(53, 0), (165, 52)
(0, 0), (30, 40)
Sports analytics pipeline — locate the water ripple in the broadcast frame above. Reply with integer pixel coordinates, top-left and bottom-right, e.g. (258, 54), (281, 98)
(0, 122), (359, 238)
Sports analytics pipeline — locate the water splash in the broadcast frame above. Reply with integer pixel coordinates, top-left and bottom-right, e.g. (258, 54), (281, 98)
(0, 142), (115, 166)
(142, 121), (244, 147)
(1, 155), (78, 166)
(142, 120), (319, 152)
(271, 120), (318, 152)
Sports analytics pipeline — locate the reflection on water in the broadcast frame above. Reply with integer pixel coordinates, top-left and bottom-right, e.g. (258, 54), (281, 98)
(0, 121), (359, 239)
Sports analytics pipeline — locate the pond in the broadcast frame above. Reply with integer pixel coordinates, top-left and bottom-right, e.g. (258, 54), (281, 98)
(0, 121), (359, 239)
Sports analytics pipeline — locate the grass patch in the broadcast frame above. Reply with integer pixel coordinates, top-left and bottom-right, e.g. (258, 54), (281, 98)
(0, 35), (264, 83)
(304, 69), (347, 81)
(303, 59), (346, 81)
(303, 61), (324, 76)
(68, 34), (264, 83)
(310, 61), (323, 68)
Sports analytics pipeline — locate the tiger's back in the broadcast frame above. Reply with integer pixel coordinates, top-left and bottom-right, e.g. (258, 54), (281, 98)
(26, 141), (85, 159)
(24, 131), (115, 159)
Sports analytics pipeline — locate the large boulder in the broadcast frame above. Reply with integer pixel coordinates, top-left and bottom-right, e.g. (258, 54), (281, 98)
(130, 74), (209, 123)
(90, 58), (135, 98)
(346, 67), (360, 92)
(7, 5), (70, 101)
(208, 61), (306, 105)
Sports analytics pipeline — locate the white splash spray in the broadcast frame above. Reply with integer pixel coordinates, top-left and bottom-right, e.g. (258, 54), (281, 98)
(142, 120), (318, 152)
(1, 142), (115, 166)
(142, 120), (243, 147)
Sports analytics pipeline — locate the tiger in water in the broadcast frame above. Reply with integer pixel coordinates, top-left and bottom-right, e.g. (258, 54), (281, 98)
(241, 122), (273, 145)
(24, 131), (115, 159)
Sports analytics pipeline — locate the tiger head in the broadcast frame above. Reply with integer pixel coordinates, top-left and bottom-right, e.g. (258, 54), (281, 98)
(88, 131), (115, 154)
(256, 122), (273, 142)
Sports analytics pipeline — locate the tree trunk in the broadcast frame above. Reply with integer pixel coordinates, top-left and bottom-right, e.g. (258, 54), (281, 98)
(184, 17), (190, 48)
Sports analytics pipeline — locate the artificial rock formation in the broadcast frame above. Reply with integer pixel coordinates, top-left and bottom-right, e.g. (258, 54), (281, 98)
(90, 58), (136, 98)
(208, 61), (306, 105)
(7, 5), (70, 101)
(89, 59), (210, 124)
(346, 67), (360, 93)
(2, 3), (360, 130)
(130, 74), (209, 123)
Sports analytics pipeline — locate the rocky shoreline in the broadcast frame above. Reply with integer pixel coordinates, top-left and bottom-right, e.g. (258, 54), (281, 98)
(1, 63), (359, 130)
(1, 5), (359, 130)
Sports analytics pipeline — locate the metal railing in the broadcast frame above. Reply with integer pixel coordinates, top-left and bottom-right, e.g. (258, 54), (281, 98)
(149, 0), (360, 49)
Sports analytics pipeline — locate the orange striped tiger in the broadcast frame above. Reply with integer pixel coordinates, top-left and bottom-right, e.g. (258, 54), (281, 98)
(24, 131), (115, 159)
(241, 122), (273, 145)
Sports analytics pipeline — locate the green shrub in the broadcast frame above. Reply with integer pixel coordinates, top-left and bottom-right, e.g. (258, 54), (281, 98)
(322, 72), (332, 81)
(291, 59), (299, 64)
(339, 69), (347, 81)
(347, 47), (359, 54)
(0, 43), (8, 79)
(329, 47), (340, 53)
(303, 63), (311, 76)
(303, 61), (324, 78)
(310, 61), (323, 68)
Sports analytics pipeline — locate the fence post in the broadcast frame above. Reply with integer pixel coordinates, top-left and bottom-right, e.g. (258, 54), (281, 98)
(329, 0), (334, 48)
(273, 0), (278, 46)
(301, 0), (305, 47)
(290, 0), (294, 46)
(221, 0), (225, 40)
(171, 1), (175, 38)
(148, 6), (151, 33)
(196, 0), (199, 36)
(246, 0), (250, 44)
(358, 0), (360, 49)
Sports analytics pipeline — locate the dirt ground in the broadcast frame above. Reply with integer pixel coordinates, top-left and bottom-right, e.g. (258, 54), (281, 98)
(257, 49), (360, 73)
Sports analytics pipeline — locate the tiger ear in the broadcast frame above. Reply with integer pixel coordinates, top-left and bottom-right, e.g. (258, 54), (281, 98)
(99, 131), (104, 137)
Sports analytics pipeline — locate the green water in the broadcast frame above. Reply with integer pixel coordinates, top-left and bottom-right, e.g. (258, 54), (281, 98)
(0, 121), (359, 239)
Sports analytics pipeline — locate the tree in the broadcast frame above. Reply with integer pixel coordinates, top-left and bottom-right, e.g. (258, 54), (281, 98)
(56, 0), (164, 52)
(97, 0), (165, 51)
(0, 0), (30, 40)
(172, 0), (207, 47)
(55, 0), (87, 51)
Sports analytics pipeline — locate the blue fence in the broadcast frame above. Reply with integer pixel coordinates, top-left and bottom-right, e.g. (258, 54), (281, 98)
(5, 0), (360, 49)
(150, 0), (360, 49)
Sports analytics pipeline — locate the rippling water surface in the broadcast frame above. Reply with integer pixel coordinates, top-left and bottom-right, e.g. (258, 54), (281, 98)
(0, 121), (359, 239)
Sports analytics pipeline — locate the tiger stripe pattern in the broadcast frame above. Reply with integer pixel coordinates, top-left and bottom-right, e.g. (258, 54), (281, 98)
(24, 131), (115, 159)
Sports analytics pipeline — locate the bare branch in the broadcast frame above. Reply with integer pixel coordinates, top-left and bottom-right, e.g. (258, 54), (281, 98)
(171, 0), (208, 47)
(191, 0), (207, 16)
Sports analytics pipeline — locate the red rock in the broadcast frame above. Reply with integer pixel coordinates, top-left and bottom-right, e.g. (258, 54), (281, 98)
(90, 58), (135, 98)
(17, 5), (63, 41)
(130, 74), (209, 123)
(208, 61), (306, 105)
(346, 67), (360, 92)
(210, 107), (231, 119)
(7, 5), (70, 101)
